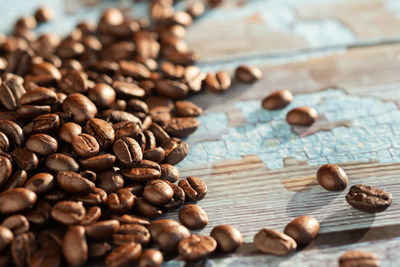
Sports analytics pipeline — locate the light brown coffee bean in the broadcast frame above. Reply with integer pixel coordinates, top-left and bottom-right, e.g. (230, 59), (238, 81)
(2, 215), (29, 235)
(205, 71), (231, 93)
(85, 220), (120, 241)
(0, 226), (13, 251)
(235, 65), (262, 83)
(284, 216), (319, 246)
(178, 235), (217, 261)
(286, 107), (318, 126)
(210, 225), (243, 253)
(262, 90), (293, 110)
(157, 224), (190, 253)
(0, 188), (37, 214)
(254, 229), (297, 256)
(179, 204), (208, 230)
(138, 249), (163, 267)
(339, 250), (380, 267)
(51, 201), (85, 225)
(317, 164), (348, 191)
(62, 225), (88, 267)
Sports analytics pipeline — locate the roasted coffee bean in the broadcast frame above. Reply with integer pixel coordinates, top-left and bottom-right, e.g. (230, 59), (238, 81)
(58, 70), (88, 94)
(163, 117), (199, 138)
(161, 62), (185, 79)
(19, 87), (58, 105)
(29, 247), (61, 267)
(0, 226), (13, 251)
(178, 235), (216, 261)
(144, 130), (156, 151)
(1, 170), (27, 191)
(121, 160), (161, 183)
(161, 138), (189, 165)
(58, 122), (82, 144)
(62, 93), (97, 124)
(0, 132), (9, 153)
(111, 214), (150, 226)
(148, 219), (180, 241)
(179, 204), (208, 230)
(0, 156), (12, 187)
(45, 153), (79, 172)
(26, 134), (58, 156)
(160, 164), (179, 183)
(97, 171), (124, 194)
(80, 170), (97, 183)
(113, 137), (143, 166)
(178, 176), (207, 202)
(149, 123), (170, 144)
(339, 250), (380, 267)
(57, 40), (85, 59)
(11, 232), (37, 267)
(284, 216), (319, 246)
(143, 147), (165, 163)
(113, 121), (141, 140)
(51, 201), (85, 225)
(37, 227), (64, 248)
(262, 90), (293, 110)
(254, 229), (296, 256)
(317, 164), (348, 191)
(155, 79), (188, 99)
(157, 224), (190, 253)
(2, 215), (29, 235)
(187, 2), (205, 18)
(120, 60), (151, 80)
(0, 120), (24, 146)
(113, 223), (150, 245)
(205, 71), (231, 93)
(88, 83), (116, 108)
(80, 206), (101, 226)
(211, 225), (243, 253)
(86, 220), (120, 241)
(42, 189), (68, 203)
(79, 153), (116, 172)
(106, 242), (142, 267)
(16, 16), (37, 29)
(346, 184), (392, 213)
(17, 105), (51, 121)
(162, 181), (185, 210)
(235, 65), (262, 83)
(72, 187), (107, 206)
(101, 110), (142, 125)
(113, 81), (145, 99)
(165, 50), (199, 65)
(32, 113), (60, 134)
(24, 173), (55, 195)
(0, 73), (26, 110)
(24, 200), (52, 226)
(286, 107), (318, 126)
(174, 100), (203, 117)
(107, 189), (135, 213)
(56, 171), (95, 195)
(138, 249), (163, 267)
(143, 179), (173, 206)
(63, 226), (88, 267)
(34, 6), (53, 23)
(0, 253), (10, 267)
(0, 188), (37, 214)
(88, 241), (112, 258)
(127, 99), (149, 114)
(133, 198), (162, 219)
(72, 133), (100, 157)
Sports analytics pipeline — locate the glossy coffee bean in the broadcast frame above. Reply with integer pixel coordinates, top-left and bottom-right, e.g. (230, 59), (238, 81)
(56, 171), (95, 194)
(262, 90), (293, 110)
(163, 117), (199, 138)
(284, 216), (320, 246)
(79, 153), (116, 172)
(142, 179), (173, 206)
(24, 173), (55, 195)
(178, 176), (207, 202)
(19, 87), (58, 105)
(161, 138), (189, 165)
(138, 249), (163, 267)
(0, 188), (37, 214)
(286, 107), (318, 126)
(179, 204), (208, 230)
(162, 181), (185, 210)
(0, 132), (9, 153)
(88, 241), (112, 258)
(45, 153), (79, 172)
(72, 187), (107, 206)
(0, 226), (13, 251)
(17, 105), (51, 121)
(24, 200), (52, 226)
(157, 224), (190, 253)
(235, 65), (262, 83)
(62, 225), (88, 267)
(155, 79), (188, 99)
(113, 137), (143, 166)
(143, 147), (165, 163)
(72, 133), (100, 157)
(96, 171), (124, 194)
(1, 214), (29, 235)
(11, 148), (39, 172)
(110, 214), (150, 226)
(105, 242), (142, 267)
(317, 164), (348, 191)
(85, 220), (120, 241)
(210, 225), (243, 253)
(339, 250), (379, 267)
(0, 156), (12, 187)
(0, 120), (24, 146)
(120, 160), (161, 183)
(0, 73), (26, 111)
(133, 198), (162, 219)
(107, 189), (135, 213)
(346, 184), (392, 213)
(85, 118), (115, 148)
(148, 219), (180, 241)
(51, 200), (85, 225)
(174, 100), (203, 117)
(58, 122), (82, 144)
(178, 235), (217, 261)
(26, 134), (58, 156)
(113, 223), (150, 245)
(62, 93), (97, 124)
(88, 83), (116, 108)
(32, 113), (60, 134)
(254, 229), (296, 256)
(80, 206), (101, 226)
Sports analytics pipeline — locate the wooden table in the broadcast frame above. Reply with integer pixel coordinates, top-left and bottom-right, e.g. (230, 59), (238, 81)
(4, 0), (400, 266)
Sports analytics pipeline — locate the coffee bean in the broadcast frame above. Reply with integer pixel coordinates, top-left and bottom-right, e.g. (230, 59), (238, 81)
(72, 133), (100, 158)
(143, 147), (165, 163)
(339, 250), (379, 267)
(72, 187), (107, 206)
(111, 214), (150, 226)
(113, 81), (145, 99)
(0, 226), (13, 251)
(80, 206), (101, 226)
(143, 179), (173, 206)
(56, 171), (95, 195)
(24, 173), (55, 195)
(51, 201), (85, 225)
(0, 73), (26, 110)
(0, 132), (9, 153)
(148, 219), (180, 242)
(88, 83), (116, 108)
(162, 181), (185, 210)
(101, 110), (142, 126)
(187, 2), (205, 18)
(179, 204), (208, 230)
(133, 198), (162, 219)
(24, 200), (52, 226)
(286, 107), (318, 126)
(284, 216), (319, 246)
(210, 225), (243, 253)
(163, 117), (199, 138)
(235, 65), (262, 83)
(0, 120), (24, 146)
(155, 79), (189, 99)
(157, 224), (190, 253)
(45, 153), (79, 172)
(120, 160), (161, 183)
(113, 137), (143, 166)
(0, 156), (12, 187)
(42, 189), (67, 203)
(96, 171), (124, 194)
(11, 232), (37, 267)
(178, 235), (216, 261)
(316, 164), (348, 191)
(113, 224), (150, 245)
(32, 113), (60, 134)
(138, 249), (163, 267)
(34, 6), (53, 23)
(174, 100), (203, 117)
(165, 50), (199, 66)
(1, 170), (27, 191)
(205, 71), (231, 93)
(2, 215), (29, 235)
(37, 227), (64, 249)
(62, 93), (97, 124)
(88, 241), (112, 258)
(58, 122), (82, 144)
(17, 105), (51, 121)
(83, 119), (113, 149)
(161, 137), (189, 165)
(178, 176), (207, 202)
(0, 188), (37, 214)
(62, 226), (88, 267)
(29, 247), (61, 267)
(86, 220), (120, 241)
(19, 87), (58, 106)
(58, 70), (88, 94)
(26, 134), (58, 156)
(79, 153), (116, 172)
(262, 90), (293, 110)
(254, 229), (296, 256)
(113, 121), (141, 140)
(107, 189), (135, 213)
(346, 184), (392, 213)
(105, 242), (142, 267)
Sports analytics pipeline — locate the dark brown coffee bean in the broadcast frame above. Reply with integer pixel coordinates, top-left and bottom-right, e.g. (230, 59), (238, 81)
(179, 204), (208, 230)
(30, 61), (61, 81)
(106, 242), (142, 267)
(63, 225), (88, 267)
(339, 250), (379, 267)
(88, 83), (116, 108)
(79, 153), (116, 172)
(58, 70), (88, 94)
(143, 147), (165, 163)
(113, 81), (145, 99)
(56, 171), (95, 195)
(0, 156), (12, 187)
(159, 164), (179, 183)
(254, 229), (296, 256)
(163, 117), (199, 138)
(235, 65), (262, 83)
(88, 241), (111, 258)
(316, 164), (348, 191)
(86, 220), (120, 241)
(26, 134), (58, 156)
(284, 216), (319, 246)
(0, 120), (24, 146)
(58, 122), (82, 144)
(178, 176), (207, 202)
(113, 224), (150, 245)
(57, 40), (85, 59)
(157, 224), (190, 253)
(107, 189), (135, 213)
(0, 132), (9, 153)
(2, 215), (29, 236)
(19, 87), (58, 106)
(133, 198), (162, 219)
(24, 200), (52, 226)
(0, 188), (36, 214)
(29, 247), (61, 267)
(120, 60), (151, 80)
(121, 160), (161, 183)
(17, 105), (51, 121)
(113, 121), (141, 140)
(127, 99), (149, 114)
(142, 179), (173, 206)
(34, 6), (53, 23)
(178, 235), (216, 261)
(262, 90), (293, 110)
(24, 173), (55, 195)
(31, 113), (60, 134)
(51, 201), (85, 225)
(37, 227), (64, 249)
(162, 181), (185, 210)
(211, 225), (243, 253)
(113, 137), (143, 166)
(96, 171), (124, 194)
(346, 184), (392, 213)
(62, 93), (97, 124)
(205, 71), (231, 93)
(0, 226), (13, 251)
(45, 153), (79, 172)
(1, 170), (27, 191)
(42, 189), (67, 203)
(0, 253), (10, 267)
(111, 214), (150, 226)
(101, 110), (142, 126)
(0, 73), (26, 110)
(143, 130), (156, 151)
(286, 107), (318, 126)
(138, 249), (163, 267)
(80, 206), (101, 226)
(72, 187), (107, 206)
(72, 133), (100, 158)
(148, 219), (180, 241)
(161, 137), (189, 165)
(174, 100), (203, 117)
(11, 232), (37, 267)
(155, 79), (188, 99)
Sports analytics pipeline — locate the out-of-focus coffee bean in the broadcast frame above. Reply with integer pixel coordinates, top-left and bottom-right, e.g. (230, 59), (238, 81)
(339, 250), (380, 267)
(1, 170), (27, 191)
(62, 226), (88, 267)
(88, 83), (116, 108)
(0, 226), (13, 251)
(179, 204), (208, 230)
(56, 171), (95, 195)
(24, 173), (55, 195)
(155, 79), (188, 99)
(51, 200), (85, 225)
(262, 90), (293, 110)
(29, 247), (61, 267)
(105, 242), (142, 267)
(284, 216), (320, 246)
(286, 107), (318, 126)
(10, 232), (37, 267)
(235, 65), (262, 83)
(1, 214), (29, 235)
(80, 206), (101, 226)
(20, 87), (58, 105)
(88, 241), (112, 258)
(163, 117), (200, 138)
(24, 200), (52, 226)
(211, 225), (243, 253)
(0, 188), (37, 214)
(138, 249), (163, 267)
(205, 71), (231, 93)
(58, 70), (88, 94)
(86, 220), (120, 241)
(0, 156), (12, 187)
(34, 6), (53, 23)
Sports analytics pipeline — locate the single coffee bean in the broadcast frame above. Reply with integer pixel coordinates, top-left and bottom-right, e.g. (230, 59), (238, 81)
(262, 90), (293, 110)
(24, 173), (55, 195)
(148, 219), (180, 241)
(105, 242), (142, 267)
(120, 60), (151, 80)
(0, 156), (12, 187)
(51, 201), (85, 225)
(42, 189), (68, 203)
(0, 120), (24, 146)
(339, 250), (379, 267)
(29, 247), (61, 267)
(58, 122), (82, 144)
(0, 226), (13, 251)
(161, 137), (189, 165)
(34, 6), (53, 23)
(72, 133), (100, 158)
(113, 81), (146, 99)
(138, 249), (163, 267)
(32, 113), (60, 134)
(133, 198), (162, 219)
(254, 229), (297, 256)
(107, 189), (135, 213)
(155, 79), (189, 99)
(142, 179), (173, 206)
(113, 137), (143, 166)
(0, 132), (9, 153)
(88, 241), (112, 258)
(24, 200), (52, 226)
(11, 232), (37, 267)
(62, 93), (97, 124)
(210, 225), (243, 253)
(26, 134), (58, 156)
(178, 235), (217, 261)
(149, 123), (170, 144)
(286, 107), (318, 126)
(316, 164), (348, 191)
(62, 226), (88, 267)
(72, 187), (107, 206)
(143, 147), (165, 163)
(179, 204), (208, 230)
(2, 215), (29, 235)
(58, 70), (88, 94)
(1, 170), (27, 191)
(56, 171), (95, 195)
(96, 171), (124, 194)
(85, 118), (115, 148)
(45, 153), (79, 172)
(120, 160), (161, 183)
(113, 121), (141, 140)
(86, 220), (120, 241)
(88, 83), (116, 108)
(178, 176), (207, 202)
(205, 71), (231, 93)
(162, 181), (185, 210)
(19, 87), (58, 105)
(79, 153), (116, 172)
(163, 117), (199, 138)
(0, 188), (37, 214)
(284, 216), (320, 246)
(174, 100), (203, 117)
(0, 73), (26, 110)
(11, 148), (38, 172)
(17, 105), (51, 121)
(110, 214), (150, 226)
(157, 224), (190, 253)
(80, 206), (102, 226)
(346, 184), (392, 213)
(113, 224), (150, 245)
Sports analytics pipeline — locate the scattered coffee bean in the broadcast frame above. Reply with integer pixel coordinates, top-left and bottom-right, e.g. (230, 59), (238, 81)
(179, 204), (208, 230)
(178, 235), (217, 261)
(284, 216), (319, 246)
(262, 90), (293, 110)
(317, 164), (348, 191)
(339, 250), (380, 267)
(157, 224), (190, 253)
(205, 71), (231, 93)
(235, 65), (262, 83)
(210, 225), (243, 253)
(34, 6), (53, 23)
(286, 107), (318, 126)
(178, 176), (207, 202)
(254, 229), (297, 256)
(346, 184), (392, 213)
